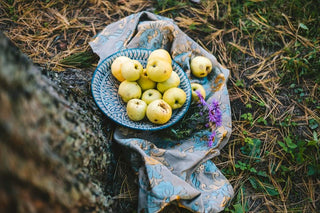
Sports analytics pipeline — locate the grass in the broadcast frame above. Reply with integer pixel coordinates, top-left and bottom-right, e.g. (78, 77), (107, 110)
(0, 0), (319, 212)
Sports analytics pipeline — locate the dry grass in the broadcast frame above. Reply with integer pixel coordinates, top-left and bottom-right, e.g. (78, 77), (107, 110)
(1, 0), (319, 212)
(0, 0), (152, 71)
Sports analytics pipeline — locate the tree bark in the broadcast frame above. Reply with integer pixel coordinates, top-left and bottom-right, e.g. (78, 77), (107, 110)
(0, 32), (131, 212)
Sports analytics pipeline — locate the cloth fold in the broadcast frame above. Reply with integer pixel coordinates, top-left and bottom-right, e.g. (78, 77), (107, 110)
(90, 11), (234, 213)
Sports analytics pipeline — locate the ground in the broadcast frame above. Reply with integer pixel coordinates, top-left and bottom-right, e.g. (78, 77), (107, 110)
(0, 0), (319, 212)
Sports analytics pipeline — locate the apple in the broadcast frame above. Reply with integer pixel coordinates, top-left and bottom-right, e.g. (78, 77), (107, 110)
(118, 80), (141, 103)
(121, 59), (143, 81)
(156, 71), (180, 93)
(141, 89), (162, 105)
(146, 99), (172, 124)
(111, 56), (132, 82)
(190, 56), (212, 78)
(126, 99), (147, 121)
(148, 49), (172, 64)
(191, 83), (206, 102)
(162, 87), (187, 110)
(146, 58), (172, 82)
(137, 69), (157, 91)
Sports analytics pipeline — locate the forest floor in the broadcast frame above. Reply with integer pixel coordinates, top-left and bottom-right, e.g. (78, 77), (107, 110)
(1, 0), (319, 212)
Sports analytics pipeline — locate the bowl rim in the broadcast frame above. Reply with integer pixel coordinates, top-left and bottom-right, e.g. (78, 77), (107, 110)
(91, 48), (192, 131)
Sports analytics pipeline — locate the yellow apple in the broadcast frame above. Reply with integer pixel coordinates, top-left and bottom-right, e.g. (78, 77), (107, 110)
(146, 99), (172, 124)
(191, 83), (206, 102)
(148, 49), (172, 64)
(118, 80), (141, 103)
(156, 71), (180, 93)
(146, 58), (172, 82)
(141, 89), (162, 105)
(121, 60), (143, 81)
(126, 99), (147, 121)
(137, 69), (157, 91)
(111, 56), (132, 82)
(162, 87), (187, 110)
(190, 56), (212, 78)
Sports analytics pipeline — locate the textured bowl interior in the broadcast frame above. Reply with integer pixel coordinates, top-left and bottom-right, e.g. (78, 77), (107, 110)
(91, 48), (192, 131)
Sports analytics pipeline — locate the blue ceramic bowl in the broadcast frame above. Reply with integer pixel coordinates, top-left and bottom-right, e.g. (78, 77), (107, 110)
(91, 48), (191, 131)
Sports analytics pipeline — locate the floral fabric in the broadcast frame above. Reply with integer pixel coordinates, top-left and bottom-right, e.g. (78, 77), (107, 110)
(90, 11), (234, 213)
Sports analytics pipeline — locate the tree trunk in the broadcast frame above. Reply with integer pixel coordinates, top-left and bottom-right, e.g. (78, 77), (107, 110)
(0, 32), (135, 212)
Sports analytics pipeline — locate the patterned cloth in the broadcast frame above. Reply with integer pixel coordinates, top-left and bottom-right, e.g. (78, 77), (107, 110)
(89, 11), (234, 213)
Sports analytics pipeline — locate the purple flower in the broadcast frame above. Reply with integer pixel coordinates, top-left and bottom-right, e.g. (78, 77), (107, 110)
(208, 100), (222, 127)
(207, 99), (222, 126)
(194, 93), (222, 147)
(195, 90), (207, 107)
(208, 131), (216, 147)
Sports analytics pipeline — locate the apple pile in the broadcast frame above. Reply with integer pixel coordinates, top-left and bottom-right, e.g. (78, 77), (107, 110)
(111, 49), (187, 125)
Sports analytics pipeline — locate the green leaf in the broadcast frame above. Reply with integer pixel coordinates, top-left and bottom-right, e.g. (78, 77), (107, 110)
(248, 177), (259, 189)
(244, 137), (254, 145)
(309, 119), (319, 130)
(241, 113), (253, 121)
(248, 177), (279, 196)
(289, 83), (296, 88)
(277, 141), (288, 152)
(296, 152), (305, 164)
(313, 131), (319, 142)
(257, 117), (268, 125)
(250, 138), (262, 158)
(235, 79), (244, 87)
(258, 101), (266, 107)
(241, 114), (247, 119)
(257, 171), (268, 177)
(307, 139), (318, 147)
(285, 136), (297, 149)
(235, 161), (248, 170)
(250, 167), (257, 173)
(280, 165), (291, 176)
(233, 203), (245, 213)
(307, 164), (320, 176)
(307, 165), (315, 176)
(263, 183), (279, 196)
(299, 23), (309, 30)
(189, 23), (197, 30)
